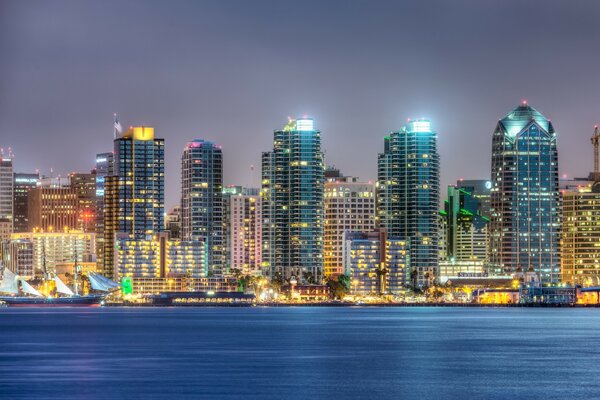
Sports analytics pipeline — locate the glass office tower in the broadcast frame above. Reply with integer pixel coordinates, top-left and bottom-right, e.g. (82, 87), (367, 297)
(489, 102), (560, 282)
(102, 127), (164, 278)
(181, 139), (224, 275)
(377, 119), (440, 288)
(261, 117), (324, 282)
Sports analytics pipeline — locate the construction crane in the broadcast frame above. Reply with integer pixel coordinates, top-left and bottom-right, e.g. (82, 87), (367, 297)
(592, 126), (600, 182)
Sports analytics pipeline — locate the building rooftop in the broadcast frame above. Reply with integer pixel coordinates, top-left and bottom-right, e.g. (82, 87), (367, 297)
(499, 102), (554, 136)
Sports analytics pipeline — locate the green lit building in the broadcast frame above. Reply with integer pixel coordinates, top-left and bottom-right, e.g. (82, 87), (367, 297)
(261, 117), (324, 282)
(441, 185), (489, 263)
(377, 119), (440, 288)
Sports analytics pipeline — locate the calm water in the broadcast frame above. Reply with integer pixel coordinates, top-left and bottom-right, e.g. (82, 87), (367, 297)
(0, 307), (599, 399)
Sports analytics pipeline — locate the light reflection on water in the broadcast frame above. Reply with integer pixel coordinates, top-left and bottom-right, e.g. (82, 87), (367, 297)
(0, 307), (599, 399)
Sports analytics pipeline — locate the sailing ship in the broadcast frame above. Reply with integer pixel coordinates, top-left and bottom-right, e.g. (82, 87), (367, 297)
(0, 251), (119, 307)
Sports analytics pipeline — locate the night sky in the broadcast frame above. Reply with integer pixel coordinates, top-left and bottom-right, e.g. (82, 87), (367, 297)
(1, 0), (600, 209)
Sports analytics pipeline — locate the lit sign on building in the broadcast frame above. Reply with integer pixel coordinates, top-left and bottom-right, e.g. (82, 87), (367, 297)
(296, 119), (314, 132)
(412, 120), (431, 132)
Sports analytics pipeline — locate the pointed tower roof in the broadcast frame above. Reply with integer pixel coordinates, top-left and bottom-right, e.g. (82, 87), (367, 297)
(498, 101), (554, 137)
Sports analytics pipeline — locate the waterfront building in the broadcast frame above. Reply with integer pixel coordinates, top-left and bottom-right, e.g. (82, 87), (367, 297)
(12, 173), (40, 233)
(11, 230), (95, 277)
(28, 186), (78, 231)
(224, 186), (261, 276)
(181, 139), (224, 275)
(377, 119), (440, 287)
(342, 229), (409, 296)
(489, 102), (560, 282)
(102, 126), (165, 279)
(261, 117), (325, 282)
(441, 185), (489, 263)
(69, 172), (96, 232)
(1, 238), (33, 278)
(324, 174), (375, 277)
(561, 185), (600, 285)
(114, 233), (206, 282)
(0, 156), (13, 225)
(94, 152), (113, 274)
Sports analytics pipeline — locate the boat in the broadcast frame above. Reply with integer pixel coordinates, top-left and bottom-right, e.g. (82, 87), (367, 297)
(0, 265), (118, 308)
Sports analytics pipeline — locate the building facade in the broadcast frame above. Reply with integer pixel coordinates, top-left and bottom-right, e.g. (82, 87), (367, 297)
(70, 172), (97, 232)
(181, 139), (224, 275)
(261, 117), (325, 282)
(114, 234), (206, 281)
(10, 230), (95, 277)
(28, 186), (78, 231)
(102, 126), (165, 279)
(561, 187), (600, 285)
(224, 187), (261, 276)
(0, 156), (13, 225)
(324, 175), (375, 277)
(13, 173), (40, 233)
(489, 103), (560, 282)
(342, 229), (409, 295)
(1, 239), (34, 278)
(94, 152), (114, 275)
(441, 185), (489, 263)
(377, 119), (440, 287)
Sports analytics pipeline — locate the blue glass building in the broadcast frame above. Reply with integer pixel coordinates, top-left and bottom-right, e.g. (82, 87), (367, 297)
(181, 139), (224, 275)
(261, 118), (324, 282)
(377, 120), (440, 288)
(489, 103), (560, 282)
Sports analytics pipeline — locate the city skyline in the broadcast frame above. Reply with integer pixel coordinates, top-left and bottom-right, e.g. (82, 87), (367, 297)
(2, 0), (600, 209)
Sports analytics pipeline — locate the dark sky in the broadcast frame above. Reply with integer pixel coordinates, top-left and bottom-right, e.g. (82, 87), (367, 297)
(2, 0), (600, 209)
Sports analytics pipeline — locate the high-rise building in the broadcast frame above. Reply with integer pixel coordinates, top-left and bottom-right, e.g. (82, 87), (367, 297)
(223, 186), (261, 276)
(489, 102), (560, 282)
(12, 173), (40, 232)
(94, 152), (113, 274)
(28, 186), (78, 231)
(324, 175), (376, 277)
(181, 139), (224, 275)
(561, 185), (600, 286)
(70, 172), (97, 232)
(377, 119), (440, 287)
(441, 185), (489, 262)
(102, 126), (165, 278)
(342, 229), (409, 295)
(261, 117), (324, 282)
(0, 156), (13, 225)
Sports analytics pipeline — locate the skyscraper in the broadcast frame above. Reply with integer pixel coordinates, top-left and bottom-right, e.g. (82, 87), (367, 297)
(102, 126), (165, 278)
(94, 152), (113, 274)
(12, 172), (40, 233)
(28, 186), (78, 231)
(377, 119), (440, 288)
(181, 139), (224, 275)
(261, 117), (324, 282)
(324, 174), (376, 277)
(0, 156), (13, 225)
(489, 102), (560, 282)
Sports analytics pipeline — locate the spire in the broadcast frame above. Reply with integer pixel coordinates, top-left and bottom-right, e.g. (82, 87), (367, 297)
(113, 113), (123, 139)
